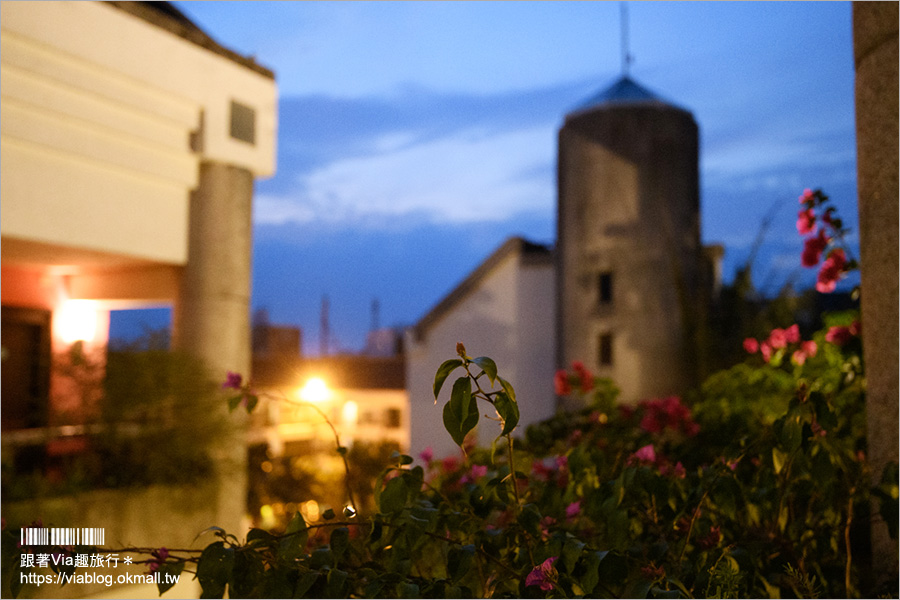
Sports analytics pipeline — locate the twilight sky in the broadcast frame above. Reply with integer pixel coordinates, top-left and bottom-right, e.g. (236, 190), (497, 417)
(111, 1), (858, 355)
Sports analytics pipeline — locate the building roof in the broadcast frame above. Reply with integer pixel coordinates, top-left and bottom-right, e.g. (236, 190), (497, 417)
(569, 75), (686, 116)
(104, 1), (274, 79)
(412, 236), (553, 341)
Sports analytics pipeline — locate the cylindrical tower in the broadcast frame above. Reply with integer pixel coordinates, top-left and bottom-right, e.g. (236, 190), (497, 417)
(556, 76), (702, 408)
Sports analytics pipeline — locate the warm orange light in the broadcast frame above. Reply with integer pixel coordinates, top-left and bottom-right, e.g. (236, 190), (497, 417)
(298, 377), (332, 403)
(57, 300), (98, 343)
(341, 400), (358, 425)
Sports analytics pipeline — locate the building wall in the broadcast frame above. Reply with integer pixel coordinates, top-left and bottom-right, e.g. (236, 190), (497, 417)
(1, 0), (275, 291)
(557, 103), (701, 406)
(407, 247), (556, 461)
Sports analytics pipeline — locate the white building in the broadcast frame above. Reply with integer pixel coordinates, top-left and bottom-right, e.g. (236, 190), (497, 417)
(406, 237), (556, 460)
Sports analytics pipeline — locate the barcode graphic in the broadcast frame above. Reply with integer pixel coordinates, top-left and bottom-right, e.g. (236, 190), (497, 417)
(20, 527), (105, 546)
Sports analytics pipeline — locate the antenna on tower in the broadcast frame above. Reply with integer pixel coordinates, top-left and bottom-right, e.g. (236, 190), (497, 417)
(620, 2), (634, 76)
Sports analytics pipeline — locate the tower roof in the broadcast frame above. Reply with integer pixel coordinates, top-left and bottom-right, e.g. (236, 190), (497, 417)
(570, 75), (687, 115)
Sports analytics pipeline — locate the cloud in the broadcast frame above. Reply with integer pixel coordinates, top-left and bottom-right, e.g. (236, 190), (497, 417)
(256, 80), (597, 225)
(256, 125), (556, 226)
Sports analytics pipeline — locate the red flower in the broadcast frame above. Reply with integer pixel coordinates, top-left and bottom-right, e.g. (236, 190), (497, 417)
(760, 341), (773, 363)
(799, 188), (815, 205)
(572, 361), (594, 392)
(825, 325), (856, 346)
(696, 526), (721, 550)
(554, 369), (571, 396)
(796, 208), (816, 235)
(441, 456), (460, 473)
(801, 229), (829, 267)
(816, 248), (847, 293)
(743, 338), (759, 353)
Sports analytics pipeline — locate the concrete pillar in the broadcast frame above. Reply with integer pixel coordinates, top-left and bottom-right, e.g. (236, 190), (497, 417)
(853, 1), (898, 588)
(172, 161), (254, 534)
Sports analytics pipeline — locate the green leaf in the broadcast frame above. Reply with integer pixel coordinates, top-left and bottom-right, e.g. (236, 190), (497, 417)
(379, 475), (409, 514)
(772, 448), (787, 475)
(442, 376), (479, 447)
(471, 356), (498, 385)
(294, 571), (319, 598)
(434, 359), (463, 400)
(227, 395), (243, 412)
(279, 512), (308, 561)
(498, 376), (517, 403)
(494, 391), (519, 436)
(330, 527), (350, 563)
(326, 569), (348, 598)
(243, 393), (258, 413)
(322, 508), (336, 520)
(196, 542), (234, 599)
(447, 544), (475, 582)
(562, 537), (585, 573)
(579, 550), (608, 594)
(778, 414), (802, 452)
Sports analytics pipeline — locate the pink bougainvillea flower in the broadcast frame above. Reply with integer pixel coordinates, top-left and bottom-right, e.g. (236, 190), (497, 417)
(419, 447), (433, 464)
(469, 464), (488, 479)
(768, 328), (788, 349)
(816, 248), (848, 293)
(792, 350), (808, 365)
(796, 207), (816, 235)
(811, 420), (827, 437)
(565, 500), (581, 520)
(632, 444), (657, 465)
(554, 369), (571, 396)
(825, 325), (856, 346)
(801, 340), (818, 357)
(743, 338), (759, 354)
(539, 516), (557, 541)
(760, 341), (773, 363)
(785, 324), (801, 344)
(799, 188), (815, 205)
(525, 557), (558, 591)
(222, 371), (243, 390)
(801, 229), (829, 267)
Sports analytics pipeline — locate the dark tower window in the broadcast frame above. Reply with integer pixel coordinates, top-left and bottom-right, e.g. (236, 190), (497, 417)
(598, 272), (613, 305)
(598, 333), (613, 366)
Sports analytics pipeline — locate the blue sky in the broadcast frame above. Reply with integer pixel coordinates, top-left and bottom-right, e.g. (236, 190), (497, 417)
(111, 1), (858, 354)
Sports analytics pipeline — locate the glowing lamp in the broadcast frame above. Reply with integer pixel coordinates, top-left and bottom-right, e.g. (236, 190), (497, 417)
(57, 300), (97, 343)
(298, 377), (332, 403)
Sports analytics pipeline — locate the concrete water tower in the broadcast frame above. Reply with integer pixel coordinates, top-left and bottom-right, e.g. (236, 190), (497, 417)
(556, 75), (703, 407)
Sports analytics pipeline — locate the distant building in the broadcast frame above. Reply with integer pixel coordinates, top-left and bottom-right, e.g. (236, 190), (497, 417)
(406, 237), (557, 460)
(407, 76), (720, 459)
(557, 75), (708, 407)
(251, 353), (409, 456)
